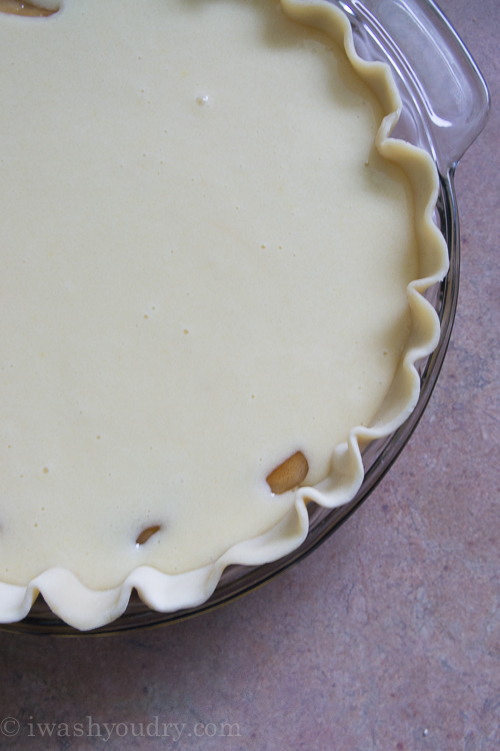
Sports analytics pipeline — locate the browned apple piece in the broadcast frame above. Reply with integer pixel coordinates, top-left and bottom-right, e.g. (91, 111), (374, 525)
(0, 0), (58, 17)
(136, 525), (161, 546)
(266, 451), (309, 495)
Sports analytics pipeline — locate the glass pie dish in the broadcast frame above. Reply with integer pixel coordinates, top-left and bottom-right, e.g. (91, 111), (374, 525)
(0, 0), (489, 636)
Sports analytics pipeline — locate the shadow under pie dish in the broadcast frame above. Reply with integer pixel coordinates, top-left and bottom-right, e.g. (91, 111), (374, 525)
(0, 0), (489, 633)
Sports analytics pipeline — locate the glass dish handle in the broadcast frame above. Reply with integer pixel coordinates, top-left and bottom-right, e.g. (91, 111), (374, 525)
(348, 0), (490, 173)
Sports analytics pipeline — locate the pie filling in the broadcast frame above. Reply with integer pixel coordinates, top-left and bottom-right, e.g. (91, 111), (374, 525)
(0, 0), (448, 629)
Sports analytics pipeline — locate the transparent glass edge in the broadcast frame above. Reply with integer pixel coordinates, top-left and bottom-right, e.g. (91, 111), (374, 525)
(334, 0), (491, 171)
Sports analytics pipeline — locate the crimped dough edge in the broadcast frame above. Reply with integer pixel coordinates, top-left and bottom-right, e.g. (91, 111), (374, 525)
(0, 0), (449, 631)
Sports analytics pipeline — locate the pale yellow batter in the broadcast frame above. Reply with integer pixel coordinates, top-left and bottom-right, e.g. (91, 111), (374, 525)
(0, 0), (447, 627)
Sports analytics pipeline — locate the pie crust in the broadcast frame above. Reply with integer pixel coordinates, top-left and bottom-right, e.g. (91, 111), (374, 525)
(0, 0), (448, 629)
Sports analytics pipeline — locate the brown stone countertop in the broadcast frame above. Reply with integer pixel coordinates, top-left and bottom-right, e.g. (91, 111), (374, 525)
(0, 1), (498, 749)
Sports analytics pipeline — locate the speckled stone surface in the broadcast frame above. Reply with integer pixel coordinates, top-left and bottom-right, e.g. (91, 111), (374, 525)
(0, 1), (498, 749)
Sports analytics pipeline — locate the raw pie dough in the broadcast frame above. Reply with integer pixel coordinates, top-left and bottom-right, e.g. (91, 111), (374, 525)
(0, 0), (448, 629)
